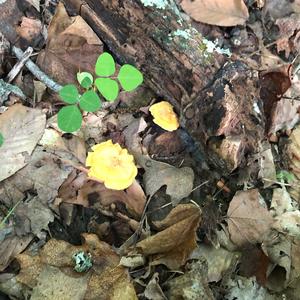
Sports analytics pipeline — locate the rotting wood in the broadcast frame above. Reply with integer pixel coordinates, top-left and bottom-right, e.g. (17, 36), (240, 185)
(66, 0), (226, 109)
(66, 0), (266, 174)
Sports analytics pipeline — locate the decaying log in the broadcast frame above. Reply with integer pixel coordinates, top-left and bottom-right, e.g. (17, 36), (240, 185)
(66, 0), (266, 174)
(0, 0), (266, 174)
(66, 0), (225, 107)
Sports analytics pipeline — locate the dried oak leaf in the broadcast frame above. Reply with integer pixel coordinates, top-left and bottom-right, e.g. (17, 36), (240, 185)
(180, 0), (249, 26)
(136, 204), (201, 269)
(16, 233), (137, 300)
(37, 2), (103, 85)
(0, 104), (46, 182)
(227, 189), (274, 247)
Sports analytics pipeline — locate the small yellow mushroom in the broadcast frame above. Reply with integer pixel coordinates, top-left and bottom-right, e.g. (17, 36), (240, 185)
(86, 140), (137, 190)
(149, 101), (179, 131)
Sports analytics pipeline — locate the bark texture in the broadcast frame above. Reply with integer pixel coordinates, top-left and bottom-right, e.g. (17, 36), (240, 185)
(66, 0), (265, 173)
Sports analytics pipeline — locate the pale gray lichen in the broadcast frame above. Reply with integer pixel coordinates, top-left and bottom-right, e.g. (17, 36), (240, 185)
(172, 29), (192, 39)
(202, 38), (231, 57)
(141, 0), (169, 9)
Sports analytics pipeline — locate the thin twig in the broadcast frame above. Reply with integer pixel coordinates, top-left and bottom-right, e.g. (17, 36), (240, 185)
(6, 47), (33, 83)
(11, 46), (62, 92)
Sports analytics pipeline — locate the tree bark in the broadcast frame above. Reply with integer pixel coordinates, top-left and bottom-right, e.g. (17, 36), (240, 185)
(66, 1), (265, 174)
(66, 0), (225, 108)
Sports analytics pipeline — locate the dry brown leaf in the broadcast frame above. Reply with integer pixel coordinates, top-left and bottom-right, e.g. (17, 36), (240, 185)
(16, 234), (137, 300)
(136, 204), (201, 269)
(137, 155), (194, 205)
(181, 0), (249, 26)
(166, 258), (214, 299)
(191, 245), (239, 282)
(276, 14), (300, 58)
(31, 265), (89, 300)
(0, 104), (46, 182)
(284, 125), (300, 200)
(227, 189), (274, 247)
(37, 2), (103, 85)
(16, 17), (42, 42)
(75, 179), (146, 217)
(0, 235), (33, 272)
(144, 273), (167, 300)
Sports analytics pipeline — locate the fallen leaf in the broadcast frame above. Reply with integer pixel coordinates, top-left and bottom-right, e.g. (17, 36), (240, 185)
(262, 0), (295, 19)
(273, 211), (300, 238)
(0, 235), (33, 272)
(123, 117), (147, 155)
(21, 197), (54, 238)
(136, 204), (201, 269)
(276, 14), (300, 58)
(16, 17), (42, 43)
(30, 265), (89, 300)
(25, 0), (40, 11)
(144, 273), (167, 300)
(137, 155), (194, 205)
(227, 189), (274, 247)
(37, 2), (103, 85)
(191, 245), (239, 282)
(259, 65), (292, 135)
(76, 179), (146, 217)
(258, 148), (276, 187)
(239, 247), (269, 286)
(180, 0), (249, 26)
(0, 104), (46, 182)
(270, 187), (296, 216)
(165, 258), (214, 299)
(224, 275), (271, 299)
(284, 125), (300, 200)
(262, 233), (291, 291)
(16, 234), (137, 299)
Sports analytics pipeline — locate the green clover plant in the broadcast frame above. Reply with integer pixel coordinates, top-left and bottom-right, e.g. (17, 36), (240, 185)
(0, 132), (4, 147)
(57, 52), (143, 132)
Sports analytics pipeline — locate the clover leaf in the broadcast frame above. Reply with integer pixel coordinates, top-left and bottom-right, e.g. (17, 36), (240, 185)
(95, 78), (119, 101)
(95, 52), (115, 77)
(77, 72), (93, 89)
(79, 90), (101, 112)
(59, 84), (79, 104)
(118, 64), (143, 91)
(57, 105), (82, 133)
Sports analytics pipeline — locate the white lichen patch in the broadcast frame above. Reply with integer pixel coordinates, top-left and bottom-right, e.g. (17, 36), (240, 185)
(253, 101), (261, 114)
(202, 38), (231, 57)
(172, 29), (192, 39)
(141, 0), (169, 9)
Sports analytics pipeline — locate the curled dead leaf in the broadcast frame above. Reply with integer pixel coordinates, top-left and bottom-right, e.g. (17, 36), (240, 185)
(136, 204), (201, 269)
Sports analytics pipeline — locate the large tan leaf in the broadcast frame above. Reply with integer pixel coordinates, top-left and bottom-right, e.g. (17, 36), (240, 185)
(16, 234), (137, 300)
(0, 104), (46, 181)
(181, 0), (249, 26)
(227, 189), (273, 247)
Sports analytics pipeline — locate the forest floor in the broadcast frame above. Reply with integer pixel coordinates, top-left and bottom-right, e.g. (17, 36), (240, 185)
(1, 0), (300, 299)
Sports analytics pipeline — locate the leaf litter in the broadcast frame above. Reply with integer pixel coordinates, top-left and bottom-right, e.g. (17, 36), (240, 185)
(2, 0), (300, 299)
